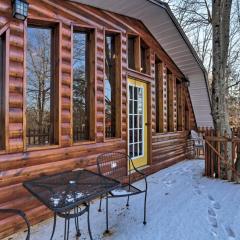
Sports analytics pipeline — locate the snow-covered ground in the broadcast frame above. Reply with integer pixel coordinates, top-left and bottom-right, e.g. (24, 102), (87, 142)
(6, 160), (240, 240)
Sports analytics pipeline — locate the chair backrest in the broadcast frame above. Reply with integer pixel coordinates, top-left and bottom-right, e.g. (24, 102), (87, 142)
(97, 152), (129, 183)
(190, 130), (204, 146)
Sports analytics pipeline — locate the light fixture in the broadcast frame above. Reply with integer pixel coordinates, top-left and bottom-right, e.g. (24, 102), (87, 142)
(182, 77), (190, 87)
(12, 0), (29, 21)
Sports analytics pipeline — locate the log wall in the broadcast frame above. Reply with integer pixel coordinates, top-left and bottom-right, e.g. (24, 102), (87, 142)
(0, 0), (196, 238)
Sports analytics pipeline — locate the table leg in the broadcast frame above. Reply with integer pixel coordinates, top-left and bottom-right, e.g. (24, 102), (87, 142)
(50, 212), (57, 240)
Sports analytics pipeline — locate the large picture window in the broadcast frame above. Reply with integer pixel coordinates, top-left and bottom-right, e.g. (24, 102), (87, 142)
(73, 31), (90, 142)
(105, 34), (117, 138)
(26, 26), (54, 146)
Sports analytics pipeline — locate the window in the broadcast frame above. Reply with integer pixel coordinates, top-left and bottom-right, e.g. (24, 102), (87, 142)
(185, 100), (190, 130)
(176, 79), (183, 131)
(128, 35), (135, 70)
(73, 31), (90, 142)
(0, 35), (5, 149)
(140, 39), (149, 74)
(105, 34), (117, 138)
(167, 69), (174, 132)
(26, 26), (55, 146)
(155, 56), (163, 133)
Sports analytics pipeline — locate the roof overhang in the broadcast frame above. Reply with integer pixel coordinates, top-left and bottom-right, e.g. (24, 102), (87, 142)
(71, 0), (214, 127)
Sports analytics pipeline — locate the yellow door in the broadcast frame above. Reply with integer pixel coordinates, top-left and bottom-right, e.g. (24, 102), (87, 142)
(128, 78), (148, 170)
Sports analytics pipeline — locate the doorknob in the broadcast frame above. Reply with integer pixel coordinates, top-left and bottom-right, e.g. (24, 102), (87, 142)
(145, 123), (150, 126)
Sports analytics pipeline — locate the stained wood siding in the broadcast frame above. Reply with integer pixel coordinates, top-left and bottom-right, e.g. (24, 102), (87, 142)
(0, 0), (196, 238)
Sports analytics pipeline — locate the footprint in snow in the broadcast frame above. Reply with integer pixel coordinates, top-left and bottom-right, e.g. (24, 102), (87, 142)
(208, 194), (221, 210)
(225, 226), (236, 240)
(208, 207), (216, 217)
(193, 184), (202, 195)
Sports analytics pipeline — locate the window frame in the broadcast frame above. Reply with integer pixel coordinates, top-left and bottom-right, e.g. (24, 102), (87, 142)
(155, 55), (164, 133)
(167, 69), (174, 132)
(72, 27), (95, 143)
(176, 78), (183, 131)
(0, 32), (7, 151)
(127, 34), (137, 70)
(140, 39), (150, 75)
(25, 20), (61, 150)
(104, 30), (121, 140)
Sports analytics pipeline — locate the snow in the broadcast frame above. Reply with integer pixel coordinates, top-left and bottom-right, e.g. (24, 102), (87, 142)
(6, 159), (240, 240)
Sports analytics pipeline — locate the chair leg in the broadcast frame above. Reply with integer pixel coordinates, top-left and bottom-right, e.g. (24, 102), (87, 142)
(105, 195), (109, 233)
(143, 191), (147, 225)
(50, 213), (57, 240)
(126, 195), (130, 207)
(74, 208), (81, 237)
(98, 195), (102, 212)
(87, 204), (93, 240)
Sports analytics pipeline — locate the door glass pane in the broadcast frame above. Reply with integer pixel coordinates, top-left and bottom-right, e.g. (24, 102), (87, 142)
(129, 115), (133, 129)
(129, 86), (133, 99)
(134, 143), (138, 157)
(129, 144), (133, 158)
(134, 101), (138, 114)
(139, 143), (143, 156)
(128, 84), (144, 158)
(129, 100), (133, 114)
(139, 115), (143, 128)
(134, 115), (138, 129)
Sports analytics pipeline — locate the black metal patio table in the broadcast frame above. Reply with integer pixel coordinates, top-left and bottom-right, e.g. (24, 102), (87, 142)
(23, 169), (121, 240)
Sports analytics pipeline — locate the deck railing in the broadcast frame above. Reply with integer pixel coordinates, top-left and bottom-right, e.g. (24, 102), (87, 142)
(27, 128), (51, 146)
(203, 127), (240, 181)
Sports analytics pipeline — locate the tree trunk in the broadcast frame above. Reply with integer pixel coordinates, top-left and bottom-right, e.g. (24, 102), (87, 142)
(212, 0), (232, 180)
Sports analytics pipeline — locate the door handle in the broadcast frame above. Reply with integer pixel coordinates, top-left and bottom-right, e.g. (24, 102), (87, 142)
(145, 123), (150, 126)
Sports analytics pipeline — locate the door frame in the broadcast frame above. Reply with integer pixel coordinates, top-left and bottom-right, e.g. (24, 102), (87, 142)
(127, 76), (152, 169)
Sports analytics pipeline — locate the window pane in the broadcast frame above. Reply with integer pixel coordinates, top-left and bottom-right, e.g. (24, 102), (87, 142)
(26, 27), (53, 146)
(128, 36), (135, 69)
(73, 32), (90, 142)
(105, 35), (116, 138)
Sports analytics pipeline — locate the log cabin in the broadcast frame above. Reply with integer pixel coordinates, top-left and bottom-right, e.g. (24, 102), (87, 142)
(0, 0), (214, 238)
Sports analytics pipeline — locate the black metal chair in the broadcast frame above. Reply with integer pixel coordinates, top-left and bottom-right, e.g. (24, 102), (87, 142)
(0, 208), (30, 240)
(97, 152), (148, 233)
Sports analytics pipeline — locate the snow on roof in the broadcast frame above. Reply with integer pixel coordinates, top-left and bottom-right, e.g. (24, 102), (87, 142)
(71, 0), (214, 127)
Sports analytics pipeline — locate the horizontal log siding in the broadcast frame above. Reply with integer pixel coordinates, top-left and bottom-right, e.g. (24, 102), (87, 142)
(0, 0), (197, 238)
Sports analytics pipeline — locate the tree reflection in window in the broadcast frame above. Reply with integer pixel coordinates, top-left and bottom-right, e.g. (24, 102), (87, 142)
(73, 32), (90, 142)
(105, 35), (116, 138)
(26, 27), (53, 146)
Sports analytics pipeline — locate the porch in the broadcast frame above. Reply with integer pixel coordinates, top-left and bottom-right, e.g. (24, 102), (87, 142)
(5, 159), (240, 240)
